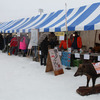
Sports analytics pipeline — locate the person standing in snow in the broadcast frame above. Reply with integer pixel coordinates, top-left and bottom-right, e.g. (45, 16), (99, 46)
(10, 35), (18, 55)
(2, 34), (12, 53)
(19, 34), (29, 57)
(0, 34), (4, 50)
(49, 32), (58, 49)
(40, 36), (49, 66)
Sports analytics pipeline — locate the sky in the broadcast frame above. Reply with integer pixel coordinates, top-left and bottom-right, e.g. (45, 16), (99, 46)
(0, 0), (100, 22)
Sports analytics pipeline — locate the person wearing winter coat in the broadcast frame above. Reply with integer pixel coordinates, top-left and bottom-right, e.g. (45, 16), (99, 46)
(2, 34), (12, 53)
(59, 34), (72, 50)
(5, 34), (12, 46)
(71, 32), (82, 50)
(19, 34), (29, 57)
(0, 34), (4, 50)
(40, 36), (49, 66)
(10, 36), (18, 55)
(49, 32), (58, 49)
(68, 34), (74, 48)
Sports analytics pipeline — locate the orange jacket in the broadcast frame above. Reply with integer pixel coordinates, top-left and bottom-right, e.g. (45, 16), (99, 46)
(59, 39), (71, 49)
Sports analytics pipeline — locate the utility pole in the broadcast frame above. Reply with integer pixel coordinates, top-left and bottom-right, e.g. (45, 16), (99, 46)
(38, 9), (43, 15)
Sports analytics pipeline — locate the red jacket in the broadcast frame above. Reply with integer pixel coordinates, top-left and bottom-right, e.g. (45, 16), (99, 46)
(59, 39), (71, 49)
(77, 36), (82, 49)
(10, 37), (18, 47)
(68, 38), (74, 48)
(73, 36), (82, 49)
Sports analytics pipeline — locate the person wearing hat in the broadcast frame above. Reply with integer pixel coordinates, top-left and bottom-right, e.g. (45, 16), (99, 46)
(72, 32), (82, 51)
(59, 34), (72, 50)
(49, 32), (58, 49)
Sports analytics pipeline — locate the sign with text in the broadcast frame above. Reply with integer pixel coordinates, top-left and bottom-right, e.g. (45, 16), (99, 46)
(68, 48), (71, 53)
(46, 49), (64, 76)
(55, 32), (65, 36)
(59, 36), (64, 40)
(28, 29), (38, 49)
(75, 53), (80, 58)
(98, 56), (100, 61)
(84, 54), (90, 60)
(28, 40), (32, 49)
(31, 29), (38, 46)
(49, 49), (63, 71)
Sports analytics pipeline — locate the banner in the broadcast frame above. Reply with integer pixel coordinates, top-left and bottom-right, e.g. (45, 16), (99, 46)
(55, 32), (65, 36)
(92, 62), (100, 74)
(28, 29), (38, 49)
(49, 49), (63, 71)
(61, 51), (71, 67)
(59, 36), (64, 40)
(17, 32), (20, 37)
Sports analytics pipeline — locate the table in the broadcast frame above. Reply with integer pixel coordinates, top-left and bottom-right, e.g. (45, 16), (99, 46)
(70, 53), (100, 66)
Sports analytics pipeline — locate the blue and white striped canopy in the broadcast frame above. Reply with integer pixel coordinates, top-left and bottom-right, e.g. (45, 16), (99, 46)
(0, 2), (100, 33)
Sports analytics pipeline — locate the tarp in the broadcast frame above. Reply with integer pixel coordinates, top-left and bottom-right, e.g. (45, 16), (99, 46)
(0, 2), (100, 33)
(80, 30), (100, 49)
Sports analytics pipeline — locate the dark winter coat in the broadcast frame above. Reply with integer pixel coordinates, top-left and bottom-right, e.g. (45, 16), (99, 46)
(5, 34), (12, 45)
(40, 37), (49, 55)
(49, 34), (57, 49)
(0, 34), (4, 50)
(72, 36), (82, 49)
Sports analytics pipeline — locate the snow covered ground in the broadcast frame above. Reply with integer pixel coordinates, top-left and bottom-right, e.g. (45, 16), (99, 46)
(0, 50), (100, 100)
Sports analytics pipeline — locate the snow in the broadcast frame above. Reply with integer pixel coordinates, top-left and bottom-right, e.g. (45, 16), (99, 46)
(0, 50), (100, 100)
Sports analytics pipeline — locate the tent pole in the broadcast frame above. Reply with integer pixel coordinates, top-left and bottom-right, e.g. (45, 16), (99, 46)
(94, 30), (98, 47)
(65, 3), (68, 51)
(37, 29), (40, 61)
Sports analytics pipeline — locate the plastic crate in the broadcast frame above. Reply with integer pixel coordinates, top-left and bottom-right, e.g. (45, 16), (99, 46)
(73, 59), (82, 67)
(61, 52), (71, 67)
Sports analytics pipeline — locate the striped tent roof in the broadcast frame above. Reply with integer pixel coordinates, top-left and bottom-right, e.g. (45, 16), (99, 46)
(0, 2), (100, 33)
